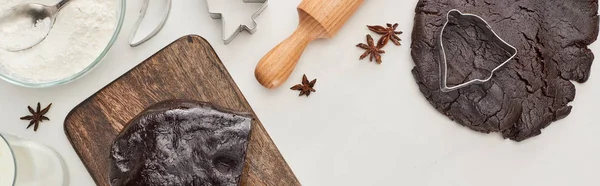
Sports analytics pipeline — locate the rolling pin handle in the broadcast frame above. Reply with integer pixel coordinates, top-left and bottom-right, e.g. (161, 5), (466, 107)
(255, 20), (318, 89)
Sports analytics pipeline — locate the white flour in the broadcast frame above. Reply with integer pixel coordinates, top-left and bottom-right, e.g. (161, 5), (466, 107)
(0, 0), (117, 83)
(0, 17), (52, 51)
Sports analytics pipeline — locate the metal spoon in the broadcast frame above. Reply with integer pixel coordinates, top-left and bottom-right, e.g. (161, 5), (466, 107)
(0, 0), (72, 52)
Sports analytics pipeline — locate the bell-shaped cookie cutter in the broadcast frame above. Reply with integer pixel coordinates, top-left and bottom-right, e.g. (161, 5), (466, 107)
(206, 0), (268, 44)
(438, 9), (518, 92)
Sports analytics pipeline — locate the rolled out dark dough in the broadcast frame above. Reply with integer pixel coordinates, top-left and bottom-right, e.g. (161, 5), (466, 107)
(411, 0), (599, 141)
(109, 100), (252, 186)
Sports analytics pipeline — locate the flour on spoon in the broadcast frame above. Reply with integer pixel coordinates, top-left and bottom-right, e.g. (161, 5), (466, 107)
(0, 0), (117, 83)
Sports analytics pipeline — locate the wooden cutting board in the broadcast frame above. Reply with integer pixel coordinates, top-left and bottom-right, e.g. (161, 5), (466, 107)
(64, 35), (300, 186)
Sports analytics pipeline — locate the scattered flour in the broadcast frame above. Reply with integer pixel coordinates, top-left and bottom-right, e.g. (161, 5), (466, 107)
(0, 0), (118, 83)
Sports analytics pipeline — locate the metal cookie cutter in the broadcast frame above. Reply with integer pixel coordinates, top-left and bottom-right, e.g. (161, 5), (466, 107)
(206, 0), (268, 44)
(438, 9), (517, 92)
(129, 0), (172, 47)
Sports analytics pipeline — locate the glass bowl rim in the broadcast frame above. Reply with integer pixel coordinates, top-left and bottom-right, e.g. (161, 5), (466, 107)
(0, 133), (16, 186)
(0, 0), (127, 88)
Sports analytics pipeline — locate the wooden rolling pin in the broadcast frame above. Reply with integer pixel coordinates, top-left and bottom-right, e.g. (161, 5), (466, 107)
(254, 0), (364, 89)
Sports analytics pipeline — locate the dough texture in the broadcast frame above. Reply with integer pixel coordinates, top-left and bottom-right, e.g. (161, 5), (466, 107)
(411, 0), (599, 141)
(109, 100), (252, 186)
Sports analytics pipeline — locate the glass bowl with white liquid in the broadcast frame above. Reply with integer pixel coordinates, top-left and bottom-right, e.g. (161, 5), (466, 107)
(0, 134), (16, 186)
(0, 0), (126, 88)
(0, 133), (67, 186)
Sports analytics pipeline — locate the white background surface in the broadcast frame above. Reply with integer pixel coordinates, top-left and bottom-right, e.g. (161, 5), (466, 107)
(1, 0), (599, 185)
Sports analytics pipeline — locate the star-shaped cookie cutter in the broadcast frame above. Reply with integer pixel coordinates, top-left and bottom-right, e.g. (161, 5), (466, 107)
(438, 9), (518, 92)
(206, 0), (268, 44)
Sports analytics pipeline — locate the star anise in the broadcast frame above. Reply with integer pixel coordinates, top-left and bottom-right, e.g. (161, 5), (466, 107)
(356, 34), (385, 64)
(20, 102), (52, 131)
(290, 74), (317, 97)
(367, 23), (403, 47)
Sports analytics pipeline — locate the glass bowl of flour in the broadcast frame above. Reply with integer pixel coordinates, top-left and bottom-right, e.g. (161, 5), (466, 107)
(0, 0), (126, 88)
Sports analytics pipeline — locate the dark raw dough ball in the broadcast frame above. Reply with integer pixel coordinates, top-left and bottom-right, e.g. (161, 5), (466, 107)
(109, 100), (252, 186)
(411, 0), (599, 141)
